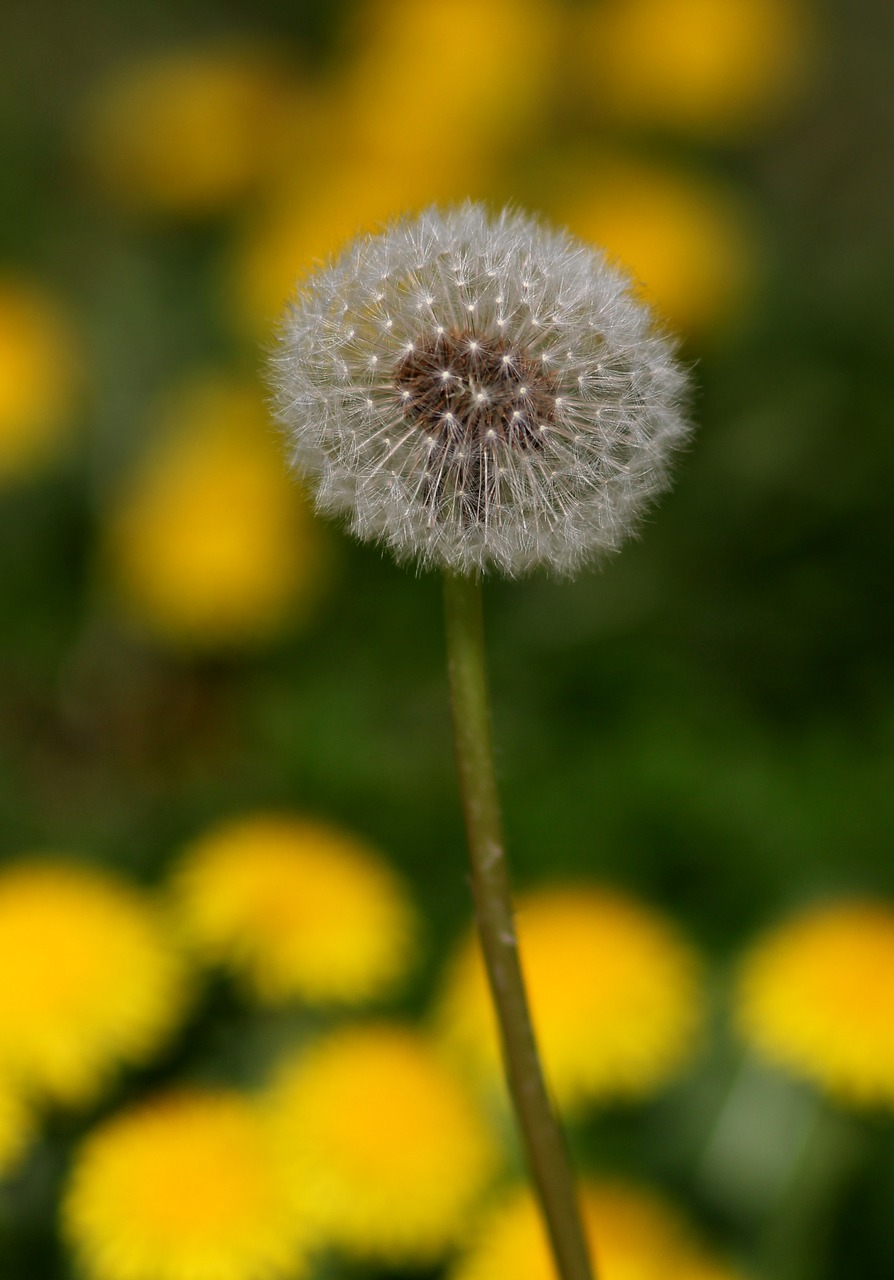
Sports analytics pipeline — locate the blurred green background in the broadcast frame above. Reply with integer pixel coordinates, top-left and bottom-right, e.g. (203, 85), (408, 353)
(1, 0), (893, 1277)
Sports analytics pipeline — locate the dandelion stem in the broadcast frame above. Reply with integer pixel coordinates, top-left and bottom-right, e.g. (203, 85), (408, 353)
(443, 569), (595, 1280)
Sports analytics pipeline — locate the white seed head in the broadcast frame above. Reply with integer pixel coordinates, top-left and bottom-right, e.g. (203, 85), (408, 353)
(269, 204), (691, 577)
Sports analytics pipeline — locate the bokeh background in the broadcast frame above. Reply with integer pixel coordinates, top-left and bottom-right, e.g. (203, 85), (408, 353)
(1, 0), (893, 1278)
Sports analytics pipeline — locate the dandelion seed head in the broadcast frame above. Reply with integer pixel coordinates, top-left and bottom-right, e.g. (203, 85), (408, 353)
(270, 204), (690, 576)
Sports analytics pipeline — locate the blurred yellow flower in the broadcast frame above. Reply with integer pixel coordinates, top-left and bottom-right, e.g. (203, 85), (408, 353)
(735, 900), (894, 1106)
(436, 884), (704, 1110)
(0, 1081), (32, 1179)
(63, 1089), (305, 1280)
(268, 1023), (499, 1263)
(228, 156), (481, 336)
(451, 1180), (746, 1280)
(0, 278), (81, 482)
(0, 859), (190, 1106)
(79, 45), (299, 217)
(171, 813), (418, 1005)
(552, 157), (755, 335)
(103, 374), (325, 649)
(574, 0), (814, 137)
(336, 0), (560, 171)
(228, 0), (561, 335)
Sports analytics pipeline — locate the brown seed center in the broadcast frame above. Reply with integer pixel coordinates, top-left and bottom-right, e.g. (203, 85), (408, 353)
(392, 328), (558, 450)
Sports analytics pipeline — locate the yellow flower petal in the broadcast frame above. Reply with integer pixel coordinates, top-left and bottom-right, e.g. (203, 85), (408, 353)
(171, 813), (418, 1004)
(63, 1090), (306, 1280)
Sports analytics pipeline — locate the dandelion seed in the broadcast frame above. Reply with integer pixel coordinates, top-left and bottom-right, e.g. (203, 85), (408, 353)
(270, 204), (690, 576)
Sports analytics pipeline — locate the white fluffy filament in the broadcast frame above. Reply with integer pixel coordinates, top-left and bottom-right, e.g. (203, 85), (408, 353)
(270, 204), (691, 577)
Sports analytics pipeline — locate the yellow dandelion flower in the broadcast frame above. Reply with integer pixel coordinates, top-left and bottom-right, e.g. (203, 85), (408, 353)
(228, 154), (482, 336)
(574, 0), (815, 138)
(436, 884), (704, 1110)
(735, 900), (894, 1106)
(268, 1023), (499, 1263)
(451, 1180), (746, 1280)
(0, 860), (190, 1106)
(103, 374), (324, 649)
(63, 1089), (305, 1280)
(0, 1080), (33, 1178)
(79, 45), (298, 217)
(0, 278), (81, 482)
(335, 0), (560, 172)
(552, 156), (755, 335)
(171, 813), (418, 1005)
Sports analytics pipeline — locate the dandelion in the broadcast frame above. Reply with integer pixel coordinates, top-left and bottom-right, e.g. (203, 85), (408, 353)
(170, 813), (418, 1005)
(0, 1081), (32, 1179)
(103, 374), (324, 649)
(451, 1180), (746, 1280)
(735, 899), (894, 1106)
(232, 0), (558, 338)
(267, 1023), (499, 1264)
(0, 859), (190, 1106)
(63, 1089), (305, 1280)
(336, 0), (560, 174)
(553, 157), (755, 335)
(0, 277), (81, 482)
(229, 157), (473, 336)
(436, 884), (704, 1109)
(269, 203), (690, 578)
(269, 202), (694, 1280)
(78, 45), (297, 217)
(573, 0), (814, 138)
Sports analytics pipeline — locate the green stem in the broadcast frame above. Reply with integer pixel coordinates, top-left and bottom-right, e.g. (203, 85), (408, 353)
(443, 570), (596, 1280)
